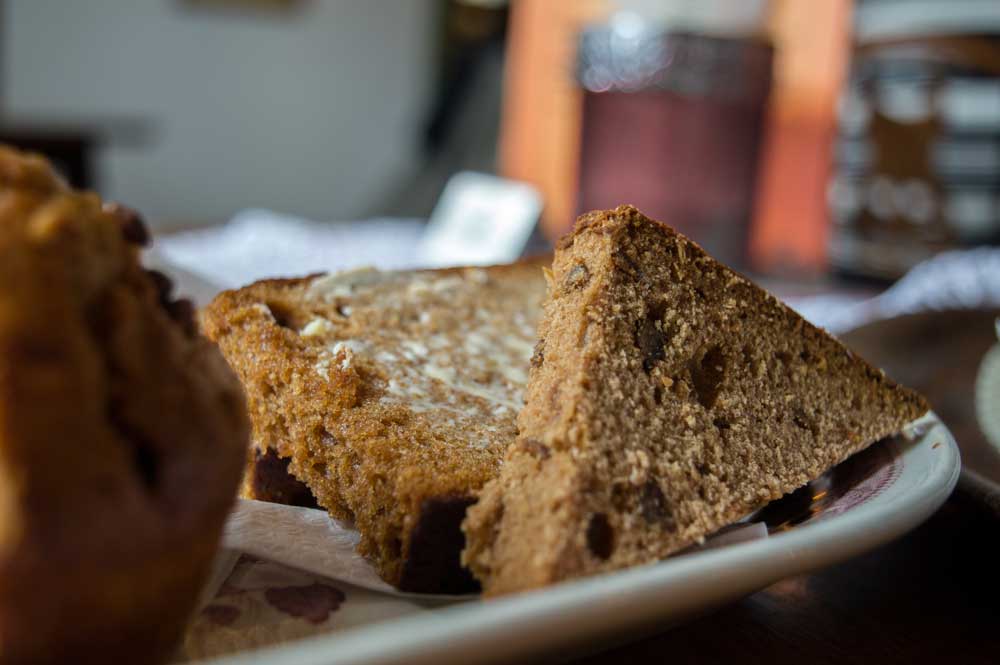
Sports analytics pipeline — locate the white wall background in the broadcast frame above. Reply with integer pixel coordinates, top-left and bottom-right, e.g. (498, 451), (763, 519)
(4, 0), (437, 228)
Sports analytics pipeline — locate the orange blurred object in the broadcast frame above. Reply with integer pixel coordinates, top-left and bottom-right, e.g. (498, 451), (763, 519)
(498, 0), (608, 241)
(501, 0), (853, 275)
(750, 0), (854, 275)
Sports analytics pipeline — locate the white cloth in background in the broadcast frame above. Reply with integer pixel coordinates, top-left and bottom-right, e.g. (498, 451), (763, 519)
(149, 210), (425, 304)
(786, 247), (1000, 333)
(151, 209), (1000, 333)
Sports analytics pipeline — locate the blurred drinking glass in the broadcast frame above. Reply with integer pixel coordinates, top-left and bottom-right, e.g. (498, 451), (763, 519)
(575, 1), (772, 268)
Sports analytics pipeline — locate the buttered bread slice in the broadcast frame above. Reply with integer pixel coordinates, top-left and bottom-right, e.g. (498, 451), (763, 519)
(203, 260), (546, 593)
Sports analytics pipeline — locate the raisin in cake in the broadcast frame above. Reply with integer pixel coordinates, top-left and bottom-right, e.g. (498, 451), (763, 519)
(203, 260), (546, 592)
(462, 205), (928, 595)
(0, 145), (249, 663)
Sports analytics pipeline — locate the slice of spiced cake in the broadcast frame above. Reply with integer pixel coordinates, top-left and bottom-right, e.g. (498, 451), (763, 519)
(462, 205), (928, 596)
(203, 260), (547, 593)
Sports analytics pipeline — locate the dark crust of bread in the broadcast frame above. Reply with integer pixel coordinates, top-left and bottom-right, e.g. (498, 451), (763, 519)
(0, 145), (249, 663)
(398, 495), (478, 593)
(245, 448), (479, 593)
(247, 447), (320, 509)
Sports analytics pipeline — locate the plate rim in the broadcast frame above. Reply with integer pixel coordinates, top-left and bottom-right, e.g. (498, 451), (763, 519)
(204, 413), (960, 665)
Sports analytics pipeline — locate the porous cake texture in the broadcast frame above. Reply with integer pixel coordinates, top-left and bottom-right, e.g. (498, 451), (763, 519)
(203, 261), (547, 592)
(462, 205), (928, 595)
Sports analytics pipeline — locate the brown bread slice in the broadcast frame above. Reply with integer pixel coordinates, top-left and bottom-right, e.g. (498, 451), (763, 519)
(203, 260), (546, 593)
(462, 205), (928, 596)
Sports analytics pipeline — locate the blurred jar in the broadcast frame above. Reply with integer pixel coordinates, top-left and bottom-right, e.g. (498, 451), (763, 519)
(575, 2), (772, 267)
(829, 0), (1000, 282)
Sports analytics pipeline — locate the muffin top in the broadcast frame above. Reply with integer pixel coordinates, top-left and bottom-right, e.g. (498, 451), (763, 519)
(0, 145), (249, 663)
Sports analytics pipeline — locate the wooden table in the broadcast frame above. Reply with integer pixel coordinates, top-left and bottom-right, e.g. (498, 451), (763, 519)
(567, 490), (997, 664)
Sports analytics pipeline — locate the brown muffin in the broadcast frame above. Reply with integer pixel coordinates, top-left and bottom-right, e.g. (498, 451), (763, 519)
(462, 205), (928, 596)
(203, 261), (546, 593)
(0, 146), (249, 663)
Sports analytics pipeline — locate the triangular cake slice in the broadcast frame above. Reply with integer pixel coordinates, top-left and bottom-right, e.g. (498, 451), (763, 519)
(462, 205), (928, 595)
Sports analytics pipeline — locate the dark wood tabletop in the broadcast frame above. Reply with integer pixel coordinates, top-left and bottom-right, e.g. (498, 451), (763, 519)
(565, 490), (997, 665)
(560, 308), (1000, 665)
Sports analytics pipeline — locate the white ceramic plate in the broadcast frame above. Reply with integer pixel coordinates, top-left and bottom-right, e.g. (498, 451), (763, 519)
(195, 413), (959, 665)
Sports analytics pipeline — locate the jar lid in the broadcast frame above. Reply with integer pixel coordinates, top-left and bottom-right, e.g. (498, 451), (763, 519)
(856, 0), (1000, 43)
(611, 0), (769, 37)
(577, 13), (772, 100)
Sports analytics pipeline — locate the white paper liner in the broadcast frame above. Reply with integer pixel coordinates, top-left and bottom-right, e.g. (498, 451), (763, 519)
(696, 521), (770, 550)
(222, 498), (769, 599)
(788, 247), (1000, 334)
(197, 549), (243, 609)
(223, 500), (399, 596)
